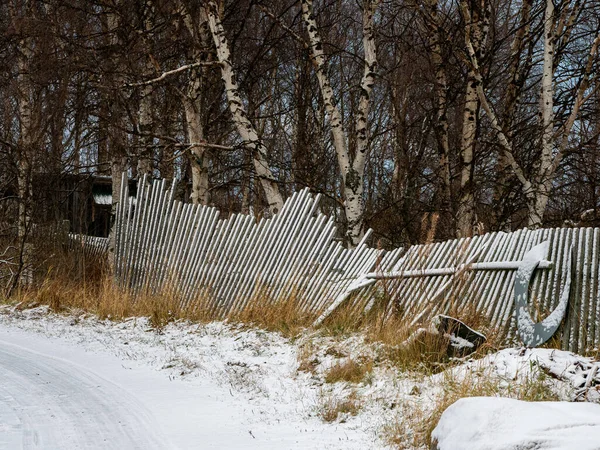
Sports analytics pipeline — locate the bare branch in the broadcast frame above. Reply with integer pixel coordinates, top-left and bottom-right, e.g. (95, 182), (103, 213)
(257, 5), (308, 49)
(124, 61), (221, 88)
(552, 30), (600, 173)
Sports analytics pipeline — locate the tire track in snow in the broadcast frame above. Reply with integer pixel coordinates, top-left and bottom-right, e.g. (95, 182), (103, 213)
(0, 340), (171, 450)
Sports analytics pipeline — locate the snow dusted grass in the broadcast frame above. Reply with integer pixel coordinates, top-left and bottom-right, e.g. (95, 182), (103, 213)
(318, 389), (362, 422)
(324, 357), (373, 384)
(382, 352), (561, 449)
(2, 281), (599, 449)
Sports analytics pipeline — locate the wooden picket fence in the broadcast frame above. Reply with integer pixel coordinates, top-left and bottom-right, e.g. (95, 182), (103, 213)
(69, 174), (600, 353)
(68, 233), (109, 260)
(113, 175), (404, 319)
(344, 227), (599, 353)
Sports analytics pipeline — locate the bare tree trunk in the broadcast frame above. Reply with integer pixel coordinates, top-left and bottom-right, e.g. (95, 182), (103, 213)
(106, 7), (129, 268)
(527, 0), (556, 228)
(421, 0), (452, 232)
(137, 83), (154, 177)
(494, 0), (533, 229)
(179, 3), (211, 205)
(137, 3), (157, 178)
(456, 84), (477, 237)
(390, 86), (409, 205)
(301, 0), (380, 246)
(347, 0), (380, 245)
(300, 0), (349, 171)
(183, 95), (210, 205)
(16, 33), (34, 287)
(457, 0), (489, 237)
(205, 1), (284, 215)
(292, 51), (310, 188)
(97, 99), (111, 175)
(7, 0), (42, 289)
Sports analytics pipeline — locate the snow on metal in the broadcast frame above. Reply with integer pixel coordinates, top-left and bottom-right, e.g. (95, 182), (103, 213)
(514, 241), (572, 348)
(346, 228), (600, 353)
(112, 175), (404, 319)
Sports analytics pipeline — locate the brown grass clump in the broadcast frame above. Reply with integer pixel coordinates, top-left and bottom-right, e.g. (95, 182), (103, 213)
(231, 286), (315, 338)
(364, 300), (503, 374)
(7, 275), (209, 331)
(297, 341), (320, 373)
(324, 357), (373, 384)
(318, 301), (368, 337)
(318, 390), (362, 423)
(387, 331), (451, 374)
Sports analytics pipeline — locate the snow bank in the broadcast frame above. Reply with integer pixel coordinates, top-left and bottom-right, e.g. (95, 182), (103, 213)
(432, 396), (600, 450)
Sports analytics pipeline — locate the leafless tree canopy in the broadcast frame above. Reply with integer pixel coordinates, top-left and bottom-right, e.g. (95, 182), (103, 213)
(2, 0), (600, 250)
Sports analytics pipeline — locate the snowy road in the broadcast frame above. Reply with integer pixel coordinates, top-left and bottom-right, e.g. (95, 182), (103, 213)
(0, 313), (376, 450)
(0, 339), (170, 450)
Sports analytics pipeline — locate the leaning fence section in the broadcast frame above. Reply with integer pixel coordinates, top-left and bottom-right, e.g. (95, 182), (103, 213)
(113, 175), (404, 319)
(367, 228), (600, 353)
(109, 175), (600, 353)
(68, 234), (109, 260)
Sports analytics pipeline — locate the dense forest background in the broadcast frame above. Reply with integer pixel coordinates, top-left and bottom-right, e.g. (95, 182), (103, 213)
(2, 0), (600, 250)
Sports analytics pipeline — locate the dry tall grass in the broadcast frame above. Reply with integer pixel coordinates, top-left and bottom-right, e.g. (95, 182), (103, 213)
(318, 296), (500, 375)
(229, 285), (315, 337)
(324, 357), (373, 384)
(8, 275), (209, 330)
(3, 252), (317, 334)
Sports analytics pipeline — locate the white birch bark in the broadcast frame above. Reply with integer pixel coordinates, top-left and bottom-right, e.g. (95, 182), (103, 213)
(421, 0), (452, 225)
(348, 0), (380, 246)
(16, 29), (34, 286)
(301, 0), (380, 247)
(457, 0), (489, 237)
(180, 3), (210, 205)
(463, 0), (599, 229)
(529, 0), (556, 228)
(205, 1), (284, 215)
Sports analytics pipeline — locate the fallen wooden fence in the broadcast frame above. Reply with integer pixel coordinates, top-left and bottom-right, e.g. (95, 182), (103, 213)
(68, 234), (109, 260)
(113, 175), (404, 318)
(341, 228), (599, 353)
(77, 175), (600, 353)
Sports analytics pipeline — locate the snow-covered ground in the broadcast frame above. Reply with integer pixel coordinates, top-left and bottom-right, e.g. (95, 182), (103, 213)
(0, 305), (389, 449)
(0, 305), (598, 449)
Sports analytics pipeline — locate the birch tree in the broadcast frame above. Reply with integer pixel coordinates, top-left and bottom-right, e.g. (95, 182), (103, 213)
(419, 0), (452, 231)
(456, 0), (491, 237)
(300, 0), (381, 247)
(105, 4), (129, 265)
(205, 1), (284, 215)
(179, 2), (212, 205)
(11, 1), (36, 286)
(136, 1), (157, 178)
(493, 0), (535, 228)
(463, 0), (600, 228)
